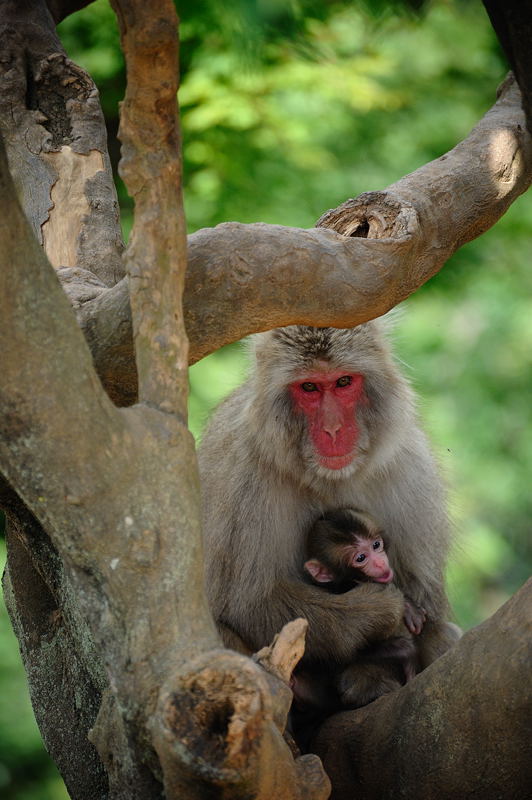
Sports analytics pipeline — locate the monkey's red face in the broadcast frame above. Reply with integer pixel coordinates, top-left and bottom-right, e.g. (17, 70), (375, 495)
(289, 369), (365, 470)
(349, 536), (393, 583)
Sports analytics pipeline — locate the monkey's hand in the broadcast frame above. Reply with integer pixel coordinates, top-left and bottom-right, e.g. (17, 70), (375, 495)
(403, 598), (426, 635)
(275, 579), (406, 664)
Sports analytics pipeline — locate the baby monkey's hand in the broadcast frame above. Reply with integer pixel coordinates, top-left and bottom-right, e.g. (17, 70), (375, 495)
(404, 598), (426, 635)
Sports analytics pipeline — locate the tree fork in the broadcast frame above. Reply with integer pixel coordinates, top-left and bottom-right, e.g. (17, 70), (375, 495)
(74, 76), (532, 405)
(1, 1), (532, 798)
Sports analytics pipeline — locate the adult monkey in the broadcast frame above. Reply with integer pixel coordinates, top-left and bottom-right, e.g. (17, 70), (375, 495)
(198, 323), (459, 668)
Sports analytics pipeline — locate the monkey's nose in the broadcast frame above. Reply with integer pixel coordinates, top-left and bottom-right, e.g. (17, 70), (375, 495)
(322, 421), (341, 439)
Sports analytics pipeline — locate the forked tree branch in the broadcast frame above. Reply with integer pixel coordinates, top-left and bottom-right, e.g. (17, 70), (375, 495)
(73, 76), (532, 406)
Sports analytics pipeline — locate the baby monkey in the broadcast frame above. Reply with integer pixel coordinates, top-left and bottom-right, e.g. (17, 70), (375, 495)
(303, 509), (426, 709)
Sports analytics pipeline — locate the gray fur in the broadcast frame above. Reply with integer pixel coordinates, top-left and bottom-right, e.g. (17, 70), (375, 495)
(199, 322), (458, 666)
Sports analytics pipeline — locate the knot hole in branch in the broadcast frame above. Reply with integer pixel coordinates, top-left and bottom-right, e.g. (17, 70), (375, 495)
(349, 218), (370, 237)
(316, 191), (418, 240)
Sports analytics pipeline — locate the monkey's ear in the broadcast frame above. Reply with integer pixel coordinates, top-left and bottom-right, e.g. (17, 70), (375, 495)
(304, 559), (334, 583)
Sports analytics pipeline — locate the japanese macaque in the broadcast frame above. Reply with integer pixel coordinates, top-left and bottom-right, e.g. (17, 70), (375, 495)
(304, 509), (425, 633)
(198, 323), (460, 680)
(304, 508), (396, 592)
(302, 509), (424, 709)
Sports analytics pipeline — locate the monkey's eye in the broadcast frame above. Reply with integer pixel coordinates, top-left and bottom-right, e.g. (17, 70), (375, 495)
(372, 539), (383, 551)
(301, 382), (318, 392)
(355, 553), (366, 563)
(336, 376), (352, 388)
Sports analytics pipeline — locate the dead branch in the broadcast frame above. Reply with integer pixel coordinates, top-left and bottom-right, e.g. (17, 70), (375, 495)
(253, 618), (309, 686)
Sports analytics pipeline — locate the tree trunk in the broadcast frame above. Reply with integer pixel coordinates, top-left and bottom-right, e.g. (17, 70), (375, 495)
(1, 0), (531, 798)
(312, 580), (532, 800)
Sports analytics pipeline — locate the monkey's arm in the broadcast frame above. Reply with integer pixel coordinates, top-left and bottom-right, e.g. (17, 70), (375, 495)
(257, 579), (406, 664)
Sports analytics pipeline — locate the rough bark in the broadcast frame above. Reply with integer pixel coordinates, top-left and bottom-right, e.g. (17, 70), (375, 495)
(1, 1), (532, 799)
(75, 75), (532, 405)
(1, 483), (108, 798)
(0, 0), (124, 286)
(0, 1), (329, 797)
(312, 579), (532, 800)
(109, 0), (188, 418)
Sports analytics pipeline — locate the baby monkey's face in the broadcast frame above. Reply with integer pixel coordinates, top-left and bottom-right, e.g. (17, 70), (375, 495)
(347, 535), (394, 583)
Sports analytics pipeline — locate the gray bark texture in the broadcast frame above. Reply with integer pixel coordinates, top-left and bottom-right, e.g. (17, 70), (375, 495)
(0, 0), (531, 798)
(312, 579), (532, 800)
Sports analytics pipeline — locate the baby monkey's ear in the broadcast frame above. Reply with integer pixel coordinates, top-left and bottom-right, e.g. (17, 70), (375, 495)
(304, 559), (334, 583)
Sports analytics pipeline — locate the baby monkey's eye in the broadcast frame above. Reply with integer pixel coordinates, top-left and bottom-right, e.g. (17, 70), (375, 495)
(372, 539), (383, 551)
(355, 553), (366, 563)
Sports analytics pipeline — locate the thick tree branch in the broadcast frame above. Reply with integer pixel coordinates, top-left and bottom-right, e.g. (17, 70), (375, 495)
(312, 579), (532, 800)
(0, 113), (223, 795)
(110, 0), (188, 418)
(0, 0), (124, 286)
(74, 76), (532, 405)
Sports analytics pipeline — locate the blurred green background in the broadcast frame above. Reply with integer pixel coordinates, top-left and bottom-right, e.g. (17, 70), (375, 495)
(1, 0), (530, 796)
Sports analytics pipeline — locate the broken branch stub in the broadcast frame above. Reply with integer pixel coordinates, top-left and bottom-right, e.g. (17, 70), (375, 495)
(253, 617), (309, 685)
(317, 191), (419, 239)
(153, 649), (330, 800)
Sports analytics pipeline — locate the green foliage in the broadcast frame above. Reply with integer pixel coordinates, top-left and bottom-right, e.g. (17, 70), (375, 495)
(2, 1), (530, 797)
(179, 0), (503, 231)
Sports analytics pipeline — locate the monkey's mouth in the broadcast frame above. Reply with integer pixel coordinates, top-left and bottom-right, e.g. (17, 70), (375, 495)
(317, 452), (355, 470)
(374, 570), (394, 584)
